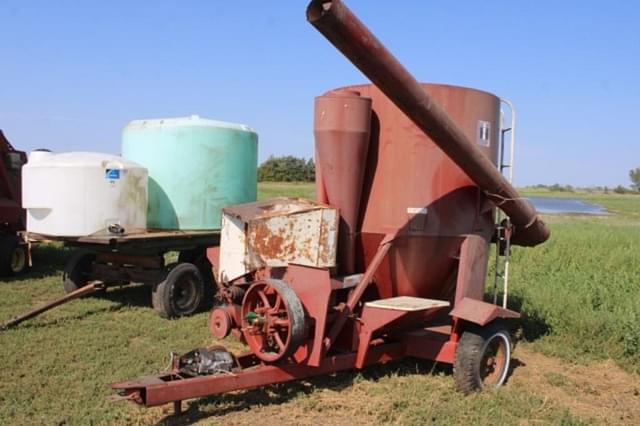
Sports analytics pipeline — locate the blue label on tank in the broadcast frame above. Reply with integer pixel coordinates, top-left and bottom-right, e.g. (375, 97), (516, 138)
(106, 169), (120, 180)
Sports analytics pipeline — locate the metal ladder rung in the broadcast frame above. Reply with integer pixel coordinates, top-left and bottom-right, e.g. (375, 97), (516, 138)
(492, 98), (516, 310)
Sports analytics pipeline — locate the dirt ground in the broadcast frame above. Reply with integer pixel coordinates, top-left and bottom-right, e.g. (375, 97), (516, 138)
(508, 347), (640, 425)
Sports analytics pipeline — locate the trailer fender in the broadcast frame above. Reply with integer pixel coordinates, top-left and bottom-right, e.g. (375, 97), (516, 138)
(449, 297), (520, 326)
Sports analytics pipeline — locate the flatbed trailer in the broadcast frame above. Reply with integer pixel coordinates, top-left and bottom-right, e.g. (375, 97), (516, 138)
(28, 229), (220, 318)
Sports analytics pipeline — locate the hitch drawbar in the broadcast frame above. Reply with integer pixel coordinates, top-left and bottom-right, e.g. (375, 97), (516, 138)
(110, 342), (406, 414)
(0, 281), (105, 330)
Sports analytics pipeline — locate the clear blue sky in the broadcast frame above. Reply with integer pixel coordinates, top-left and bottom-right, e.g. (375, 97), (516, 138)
(1, 1), (638, 187)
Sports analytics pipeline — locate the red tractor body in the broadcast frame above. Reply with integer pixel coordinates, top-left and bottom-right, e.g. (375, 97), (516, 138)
(0, 130), (28, 275)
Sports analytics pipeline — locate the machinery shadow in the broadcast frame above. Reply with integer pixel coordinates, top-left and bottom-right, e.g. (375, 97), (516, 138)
(101, 283), (152, 309)
(507, 357), (526, 383)
(8, 284), (153, 332)
(103, 282), (214, 313)
(156, 359), (451, 425)
(499, 293), (551, 342)
(15, 304), (128, 330)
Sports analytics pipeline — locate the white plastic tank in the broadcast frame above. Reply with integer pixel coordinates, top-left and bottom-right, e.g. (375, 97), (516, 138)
(22, 151), (148, 237)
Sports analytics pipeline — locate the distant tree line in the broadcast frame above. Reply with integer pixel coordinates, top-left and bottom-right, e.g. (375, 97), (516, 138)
(526, 167), (640, 194)
(630, 167), (640, 192)
(256, 158), (640, 192)
(529, 181), (639, 195)
(258, 155), (315, 182)
(529, 183), (576, 192)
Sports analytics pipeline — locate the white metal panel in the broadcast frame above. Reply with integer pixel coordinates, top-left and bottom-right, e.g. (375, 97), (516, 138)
(218, 214), (247, 282)
(218, 199), (338, 282)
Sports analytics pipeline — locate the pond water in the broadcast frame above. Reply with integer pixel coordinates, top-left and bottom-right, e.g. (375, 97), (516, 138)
(527, 197), (608, 215)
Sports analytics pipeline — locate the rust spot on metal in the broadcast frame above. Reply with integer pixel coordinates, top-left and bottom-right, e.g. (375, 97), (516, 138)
(221, 198), (338, 274)
(223, 198), (332, 221)
(251, 221), (286, 261)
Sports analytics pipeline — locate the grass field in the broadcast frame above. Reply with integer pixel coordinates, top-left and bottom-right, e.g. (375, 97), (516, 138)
(512, 189), (640, 370)
(256, 181), (315, 201)
(0, 183), (638, 425)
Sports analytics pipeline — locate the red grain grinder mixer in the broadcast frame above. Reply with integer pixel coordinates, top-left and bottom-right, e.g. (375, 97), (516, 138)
(111, 0), (550, 412)
(309, 0), (549, 390)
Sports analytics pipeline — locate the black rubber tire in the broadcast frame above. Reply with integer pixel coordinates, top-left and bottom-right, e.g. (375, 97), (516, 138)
(453, 321), (512, 394)
(152, 263), (204, 319)
(178, 249), (217, 309)
(0, 236), (28, 276)
(197, 257), (216, 310)
(62, 251), (96, 293)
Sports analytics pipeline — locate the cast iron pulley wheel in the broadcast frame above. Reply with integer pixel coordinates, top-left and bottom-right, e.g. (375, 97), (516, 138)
(241, 279), (305, 362)
(208, 307), (233, 339)
(453, 321), (512, 394)
(63, 251), (96, 293)
(152, 262), (204, 319)
(0, 237), (28, 276)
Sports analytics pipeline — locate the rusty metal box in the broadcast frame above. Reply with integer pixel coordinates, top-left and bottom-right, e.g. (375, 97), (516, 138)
(218, 198), (338, 282)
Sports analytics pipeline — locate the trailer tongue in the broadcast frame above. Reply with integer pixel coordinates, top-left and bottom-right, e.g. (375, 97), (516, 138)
(111, 343), (408, 413)
(111, 0), (549, 415)
(1, 282), (105, 331)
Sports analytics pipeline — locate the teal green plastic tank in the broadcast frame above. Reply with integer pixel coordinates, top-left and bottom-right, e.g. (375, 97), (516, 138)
(121, 115), (257, 230)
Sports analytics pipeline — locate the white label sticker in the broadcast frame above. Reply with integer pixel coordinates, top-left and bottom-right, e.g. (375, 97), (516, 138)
(407, 207), (428, 215)
(105, 169), (120, 180)
(477, 120), (491, 147)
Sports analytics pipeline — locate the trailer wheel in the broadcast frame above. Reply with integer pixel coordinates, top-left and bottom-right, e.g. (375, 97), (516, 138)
(0, 237), (28, 276)
(152, 263), (204, 319)
(453, 322), (512, 394)
(63, 251), (96, 293)
(179, 249), (216, 309)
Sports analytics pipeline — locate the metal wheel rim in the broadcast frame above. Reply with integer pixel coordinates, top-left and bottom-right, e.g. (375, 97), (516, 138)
(479, 331), (511, 387)
(10, 247), (26, 273)
(174, 273), (199, 311)
(242, 282), (293, 362)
